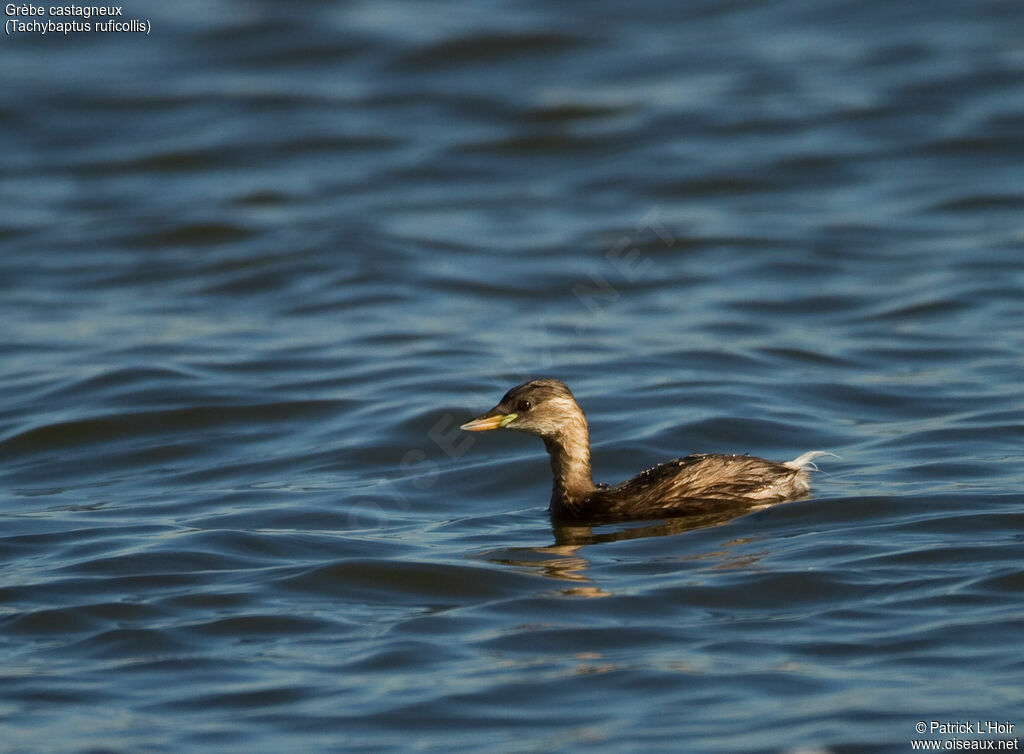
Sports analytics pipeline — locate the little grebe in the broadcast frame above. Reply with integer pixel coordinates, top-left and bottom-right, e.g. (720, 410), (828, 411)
(461, 378), (826, 521)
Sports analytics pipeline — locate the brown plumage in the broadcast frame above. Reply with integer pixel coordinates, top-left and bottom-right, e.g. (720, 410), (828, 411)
(461, 378), (825, 522)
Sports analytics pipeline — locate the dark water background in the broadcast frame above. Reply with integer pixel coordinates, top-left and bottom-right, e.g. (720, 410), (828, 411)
(2, 1), (1023, 752)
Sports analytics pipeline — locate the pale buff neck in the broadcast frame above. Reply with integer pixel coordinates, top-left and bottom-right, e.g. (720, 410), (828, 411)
(542, 411), (596, 504)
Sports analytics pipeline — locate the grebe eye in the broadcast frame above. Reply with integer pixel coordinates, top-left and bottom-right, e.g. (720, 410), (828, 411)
(516, 399), (532, 412)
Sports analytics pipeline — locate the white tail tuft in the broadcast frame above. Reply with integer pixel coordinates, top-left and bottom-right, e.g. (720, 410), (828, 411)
(783, 451), (839, 472)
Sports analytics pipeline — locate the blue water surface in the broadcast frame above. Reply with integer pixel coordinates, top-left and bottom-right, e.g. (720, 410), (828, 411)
(1, 1), (1023, 752)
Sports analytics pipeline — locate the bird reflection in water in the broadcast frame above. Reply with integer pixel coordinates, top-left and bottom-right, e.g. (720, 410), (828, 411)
(480, 500), (767, 593)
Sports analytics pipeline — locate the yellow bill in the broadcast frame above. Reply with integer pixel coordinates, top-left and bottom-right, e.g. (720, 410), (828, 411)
(460, 412), (517, 431)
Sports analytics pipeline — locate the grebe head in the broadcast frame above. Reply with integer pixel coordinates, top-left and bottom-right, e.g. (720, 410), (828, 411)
(460, 378), (584, 439)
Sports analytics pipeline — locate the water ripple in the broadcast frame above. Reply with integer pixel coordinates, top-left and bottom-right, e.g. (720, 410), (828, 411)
(2, 0), (1022, 751)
